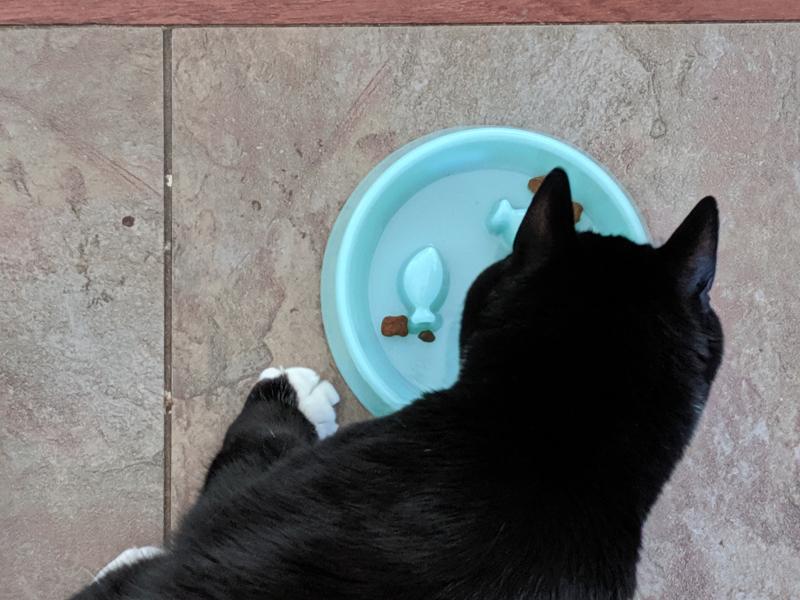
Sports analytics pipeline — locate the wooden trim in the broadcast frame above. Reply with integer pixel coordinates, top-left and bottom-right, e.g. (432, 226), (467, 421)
(1, 0), (798, 26)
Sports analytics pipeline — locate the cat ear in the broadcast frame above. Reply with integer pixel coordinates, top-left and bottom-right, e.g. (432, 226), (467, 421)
(662, 196), (719, 304)
(513, 167), (575, 261)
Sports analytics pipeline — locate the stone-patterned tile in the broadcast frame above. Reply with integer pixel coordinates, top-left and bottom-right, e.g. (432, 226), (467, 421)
(0, 29), (164, 599)
(172, 25), (799, 598)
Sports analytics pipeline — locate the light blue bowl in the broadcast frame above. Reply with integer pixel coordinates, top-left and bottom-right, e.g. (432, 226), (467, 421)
(321, 127), (649, 416)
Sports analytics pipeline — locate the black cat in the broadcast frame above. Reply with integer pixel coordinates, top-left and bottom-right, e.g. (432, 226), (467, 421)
(70, 168), (723, 600)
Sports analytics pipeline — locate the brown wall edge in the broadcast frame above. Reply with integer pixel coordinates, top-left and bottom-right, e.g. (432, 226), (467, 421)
(1, 0), (799, 26)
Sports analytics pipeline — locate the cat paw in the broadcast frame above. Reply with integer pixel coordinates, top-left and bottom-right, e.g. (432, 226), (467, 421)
(259, 366), (340, 439)
(94, 546), (164, 581)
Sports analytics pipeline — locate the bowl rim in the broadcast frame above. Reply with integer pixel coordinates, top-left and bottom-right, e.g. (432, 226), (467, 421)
(321, 126), (650, 415)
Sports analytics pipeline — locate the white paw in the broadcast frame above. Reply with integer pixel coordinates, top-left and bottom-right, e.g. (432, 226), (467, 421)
(94, 546), (164, 581)
(259, 367), (284, 381)
(259, 366), (340, 439)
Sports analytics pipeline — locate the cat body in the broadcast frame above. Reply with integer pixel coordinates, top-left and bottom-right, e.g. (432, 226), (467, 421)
(71, 169), (722, 600)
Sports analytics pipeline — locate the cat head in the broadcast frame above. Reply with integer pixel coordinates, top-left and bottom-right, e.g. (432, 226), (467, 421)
(458, 168), (723, 503)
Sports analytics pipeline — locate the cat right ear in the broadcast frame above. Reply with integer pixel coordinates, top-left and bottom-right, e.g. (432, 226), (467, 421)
(513, 167), (575, 262)
(662, 196), (719, 305)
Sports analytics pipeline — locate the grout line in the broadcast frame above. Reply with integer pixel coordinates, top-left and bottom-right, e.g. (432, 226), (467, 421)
(162, 26), (174, 543)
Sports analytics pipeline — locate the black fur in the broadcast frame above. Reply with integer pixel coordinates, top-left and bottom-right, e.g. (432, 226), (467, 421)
(70, 169), (723, 600)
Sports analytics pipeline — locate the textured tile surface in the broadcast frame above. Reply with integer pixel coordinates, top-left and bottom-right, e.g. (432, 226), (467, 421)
(0, 29), (164, 599)
(171, 25), (800, 597)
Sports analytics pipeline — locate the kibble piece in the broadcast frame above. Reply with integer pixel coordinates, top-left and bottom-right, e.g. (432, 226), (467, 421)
(530, 175), (584, 223)
(527, 176), (545, 193)
(572, 202), (584, 223)
(381, 315), (409, 337)
(418, 330), (436, 343)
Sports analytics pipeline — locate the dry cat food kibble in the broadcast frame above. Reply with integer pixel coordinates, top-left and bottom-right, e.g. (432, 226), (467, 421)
(418, 330), (436, 343)
(528, 176), (584, 223)
(572, 202), (584, 222)
(379, 315), (436, 343)
(381, 315), (409, 337)
(527, 176), (545, 193)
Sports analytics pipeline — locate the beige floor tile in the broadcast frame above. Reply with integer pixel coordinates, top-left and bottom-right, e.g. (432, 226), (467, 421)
(0, 29), (164, 599)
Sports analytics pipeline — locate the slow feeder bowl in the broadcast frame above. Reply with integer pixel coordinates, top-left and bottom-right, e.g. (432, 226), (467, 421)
(321, 127), (649, 416)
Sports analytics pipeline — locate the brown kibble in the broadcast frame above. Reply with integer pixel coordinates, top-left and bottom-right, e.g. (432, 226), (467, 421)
(418, 330), (436, 343)
(572, 202), (584, 223)
(530, 174), (583, 222)
(381, 315), (408, 337)
(527, 176), (545, 193)
(122, 215), (135, 227)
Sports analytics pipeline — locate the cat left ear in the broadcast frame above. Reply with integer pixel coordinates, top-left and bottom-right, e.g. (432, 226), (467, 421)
(513, 167), (575, 262)
(662, 197), (719, 304)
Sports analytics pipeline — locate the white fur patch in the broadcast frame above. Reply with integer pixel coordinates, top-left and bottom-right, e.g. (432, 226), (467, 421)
(94, 546), (164, 581)
(259, 366), (340, 439)
(259, 367), (284, 381)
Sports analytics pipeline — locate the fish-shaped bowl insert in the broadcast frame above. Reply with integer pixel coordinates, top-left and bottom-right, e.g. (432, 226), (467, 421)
(398, 246), (448, 333)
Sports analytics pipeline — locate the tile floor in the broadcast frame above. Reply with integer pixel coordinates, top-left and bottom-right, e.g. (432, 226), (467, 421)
(1, 24), (798, 600)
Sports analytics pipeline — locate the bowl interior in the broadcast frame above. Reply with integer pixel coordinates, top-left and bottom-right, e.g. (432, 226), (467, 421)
(332, 128), (648, 413)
